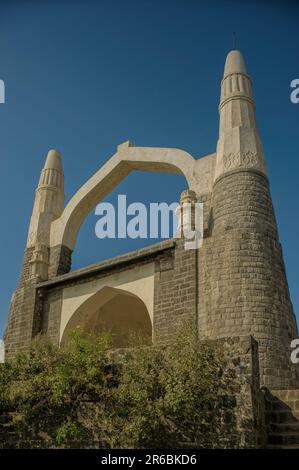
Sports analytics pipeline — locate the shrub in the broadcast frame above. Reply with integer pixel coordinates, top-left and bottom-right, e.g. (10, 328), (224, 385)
(0, 325), (233, 448)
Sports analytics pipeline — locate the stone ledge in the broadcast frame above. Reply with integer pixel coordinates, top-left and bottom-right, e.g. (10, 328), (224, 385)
(38, 239), (175, 289)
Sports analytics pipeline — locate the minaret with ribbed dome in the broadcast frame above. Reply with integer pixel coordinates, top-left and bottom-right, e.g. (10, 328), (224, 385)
(198, 50), (298, 389)
(23, 149), (64, 282)
(214, 49), (267, 180)
(4, 149), (65, 357)
(27, 149), (64, 251)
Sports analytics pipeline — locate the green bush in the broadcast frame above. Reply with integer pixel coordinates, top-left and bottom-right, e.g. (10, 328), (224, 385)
(0, 325), (233, 448)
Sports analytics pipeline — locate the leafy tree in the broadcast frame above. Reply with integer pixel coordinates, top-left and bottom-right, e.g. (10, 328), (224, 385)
(0, 324), (235, 448)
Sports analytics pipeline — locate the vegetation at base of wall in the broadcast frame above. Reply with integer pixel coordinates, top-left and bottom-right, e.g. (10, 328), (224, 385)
(0, 326), (238, 448)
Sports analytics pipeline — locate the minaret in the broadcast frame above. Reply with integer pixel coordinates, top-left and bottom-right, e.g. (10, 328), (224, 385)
(214, 50), (266, 180)
(4, 150), (64, 358)
(26, 149), (64, 282)
(27, 149), (64, 247)
(198, 50), (298, 389)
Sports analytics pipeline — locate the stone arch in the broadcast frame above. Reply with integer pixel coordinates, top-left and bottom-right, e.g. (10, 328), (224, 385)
(50, 143), (198, 252)
(60, 286), (152, 348)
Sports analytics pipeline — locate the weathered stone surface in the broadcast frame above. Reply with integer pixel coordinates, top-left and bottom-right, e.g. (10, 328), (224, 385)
(264, 388), (299, 448)
(48, 244), (72, 278)
(154, 239), (197, 344)
(198, 169), (298, 389)
(4, 285), (38, 360)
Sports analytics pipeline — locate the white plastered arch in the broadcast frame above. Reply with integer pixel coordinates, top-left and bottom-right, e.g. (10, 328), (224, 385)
(50, 142), (214, 251)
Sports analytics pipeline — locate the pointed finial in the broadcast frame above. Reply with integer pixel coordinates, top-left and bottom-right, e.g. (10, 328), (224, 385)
(215, 49), (267, 181)
(223, 49), (247, 77)
(38, 149), (64, 190)
(44, 149), (63, 171)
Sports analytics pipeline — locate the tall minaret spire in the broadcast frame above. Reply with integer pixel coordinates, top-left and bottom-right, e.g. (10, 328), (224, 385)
(26, 149), (65, 281)
(4, 149), (65, 358)
(214, 49), (267, 181)
(199, 49), (299, 389)
(27, 149), (64, 249)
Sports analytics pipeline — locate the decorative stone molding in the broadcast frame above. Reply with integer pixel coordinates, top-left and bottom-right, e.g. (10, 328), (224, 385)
(223, 151), (259, 170)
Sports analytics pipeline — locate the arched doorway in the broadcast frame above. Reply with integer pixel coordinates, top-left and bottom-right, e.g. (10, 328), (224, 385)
(60, 286), (152, 348)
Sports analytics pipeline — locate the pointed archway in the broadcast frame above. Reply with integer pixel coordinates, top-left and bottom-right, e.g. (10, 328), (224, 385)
(60, 286), (152, 347)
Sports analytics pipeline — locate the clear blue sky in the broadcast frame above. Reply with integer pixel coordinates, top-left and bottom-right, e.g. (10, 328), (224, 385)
(0, 0), (298, 337)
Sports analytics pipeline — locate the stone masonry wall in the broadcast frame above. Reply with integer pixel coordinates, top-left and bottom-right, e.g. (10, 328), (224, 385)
(4, 248), (39, 359)
(154, 239), (198, 344)
(198, 335), (266, 448)
(40, 287), (64, 345)
(18, 247), (34, 287)
(48, 244), (72, 278)
(198, 168), (299, 389)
